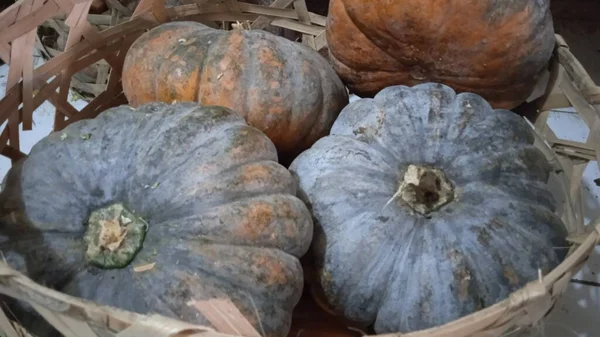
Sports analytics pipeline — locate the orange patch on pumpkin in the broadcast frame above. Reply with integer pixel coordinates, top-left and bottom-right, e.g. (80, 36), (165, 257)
(258, 46), (284, 69)
(253, 255), (288, 285)
(239, 163), (273, 184)
(198, 31), (245, 113)
(235, 202), (274, 240)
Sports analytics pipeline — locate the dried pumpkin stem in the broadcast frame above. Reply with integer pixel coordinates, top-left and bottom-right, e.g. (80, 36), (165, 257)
(84, 203), (147, 269)
(398, 164), (454, 216)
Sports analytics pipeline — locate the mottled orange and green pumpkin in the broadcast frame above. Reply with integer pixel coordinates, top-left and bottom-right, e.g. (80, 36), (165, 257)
(0, 102), (314, 337)
(325, 0), (555, 109)
(122, 21), (348, 161)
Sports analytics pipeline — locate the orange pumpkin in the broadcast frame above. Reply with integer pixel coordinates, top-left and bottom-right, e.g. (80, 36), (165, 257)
(325, 0), (555, 109)
(122, 21), (348, 162)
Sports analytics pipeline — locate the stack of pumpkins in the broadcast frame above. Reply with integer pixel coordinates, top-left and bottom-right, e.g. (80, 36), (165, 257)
(0, 1), (570, 337)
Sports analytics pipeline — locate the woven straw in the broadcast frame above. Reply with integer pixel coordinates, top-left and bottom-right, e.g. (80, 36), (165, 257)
(1, 1), (600, 337)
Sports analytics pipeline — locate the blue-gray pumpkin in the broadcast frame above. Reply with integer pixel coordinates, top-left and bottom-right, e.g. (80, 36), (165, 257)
(289, 83), (568, 333)
(0, 102), (313, 337)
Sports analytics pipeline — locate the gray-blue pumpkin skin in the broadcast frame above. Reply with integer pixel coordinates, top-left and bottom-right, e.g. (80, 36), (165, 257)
(289, 83), (568, 333)
(0, 102), (313, 337)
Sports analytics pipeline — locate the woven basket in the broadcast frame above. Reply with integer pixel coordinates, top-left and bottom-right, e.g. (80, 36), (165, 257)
(1, 1), (600, 337)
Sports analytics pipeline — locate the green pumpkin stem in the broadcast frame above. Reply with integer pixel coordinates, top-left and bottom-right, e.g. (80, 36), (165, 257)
(398, 164), (454, 216)
(84, 203), (147, 269)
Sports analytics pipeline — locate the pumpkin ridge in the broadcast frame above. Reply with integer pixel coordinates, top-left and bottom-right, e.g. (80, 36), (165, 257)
(126, 104), (201, 157)
(126, 123), (258, 206)
(123, 109), (253, 206)
(245, 30), (291, 146)
(149, 25), (203, 104)
(303, 134), (400, 171)
(337, 4), (402, 73)
(164, 253), (302, 337)
(350, 2), (428, 74)
(148, 193), (312, 257)
(453, 193), (560, 251)
(327, 0), (400, 73)
(140, 159), (296, 227)
(474, 207), (561, 256)
(327, 50), (408, 96)
(239, 30), (256, 123)
(333, 211), (418, 324)
(461, 179), (555, 212)
(129, 126), (280, 219)
(197, 29), (247, 117)
(447, 147), (548, 184)
(377, 223), (450, 329)
(318, 164), (397, 188)
(276, 41), (301, 153)
(289, 44), (342, 158)
(162, 244), (305, 306)
(191, 30), (222, 103)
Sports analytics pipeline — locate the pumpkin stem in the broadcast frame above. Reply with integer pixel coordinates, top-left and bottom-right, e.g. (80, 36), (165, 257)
(398, 165), (454, 216)
(83, 203), (147, 269)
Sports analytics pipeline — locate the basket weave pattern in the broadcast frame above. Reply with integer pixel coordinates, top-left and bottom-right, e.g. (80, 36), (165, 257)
(1, 1), (600, 337)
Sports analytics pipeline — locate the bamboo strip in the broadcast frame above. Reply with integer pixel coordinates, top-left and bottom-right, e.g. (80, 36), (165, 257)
(4, 0), (41, 154)
(270, 17), (322, 35)
(0, 307), (21, 337)
(251, 0), (293, 30)
(106, 0), (134, 16)
(0, 1), (21, 29)
(151, 0), (172, 23)
(555, 35), (599, 99)
(51, 13), (132, 25)
(292, 0), (314, 48)
(19, 0), (44, 130)
(188, 299), (262, 337)
(54, 0), (94, 129)
(0, 145), (27, 160)
(1, 0), (62, 44)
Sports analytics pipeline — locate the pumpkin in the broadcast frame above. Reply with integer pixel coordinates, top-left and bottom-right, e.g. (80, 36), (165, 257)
(288, 83), (568, 333)
(325, 0), (555, 109)
(0, 102), (313, 337)
(121, 21), (349, 162)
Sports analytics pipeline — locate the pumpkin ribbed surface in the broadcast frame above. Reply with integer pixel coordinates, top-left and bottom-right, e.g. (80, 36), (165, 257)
(289, 83), (568, 333)
(122, 21), (348, 161)
(326, 0), (555, 109)
(0, 102), (313, 337)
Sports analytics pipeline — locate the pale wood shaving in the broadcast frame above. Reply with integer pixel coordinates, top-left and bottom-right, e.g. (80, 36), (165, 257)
(133, 263), (156, 272)
(117, 314), (215, 337)
(187, 298), (262, 337)
(0, 305), (22, 337)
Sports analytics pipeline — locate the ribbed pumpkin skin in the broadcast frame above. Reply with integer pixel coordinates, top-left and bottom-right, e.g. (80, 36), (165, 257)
(326, 0), (555, 109)
(0, 102), (313, 337)
(289, 83), (568, 333)
(122, 21), (349, 161)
